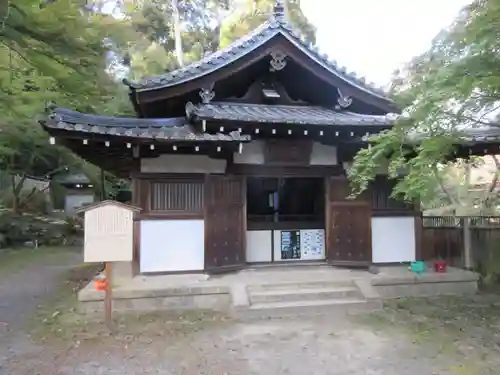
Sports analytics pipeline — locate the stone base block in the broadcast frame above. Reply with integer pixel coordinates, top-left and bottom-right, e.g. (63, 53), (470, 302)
(78, 284), (231, 314)
(371, 268), (479, 299)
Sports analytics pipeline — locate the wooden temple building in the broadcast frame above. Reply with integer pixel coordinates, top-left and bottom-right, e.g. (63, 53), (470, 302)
(40, 1), (493, 275)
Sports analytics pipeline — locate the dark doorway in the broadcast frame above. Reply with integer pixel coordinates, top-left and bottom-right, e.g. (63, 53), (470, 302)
(246, 177), (326, 263)
(246, 177), (325, 229)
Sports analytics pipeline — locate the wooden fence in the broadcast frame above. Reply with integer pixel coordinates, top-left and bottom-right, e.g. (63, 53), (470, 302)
(423, 216), (500, 267)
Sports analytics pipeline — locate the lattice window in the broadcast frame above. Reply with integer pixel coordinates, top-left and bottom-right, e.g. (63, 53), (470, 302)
(150, 181), (204, 213)
(371, 177), (413, 210)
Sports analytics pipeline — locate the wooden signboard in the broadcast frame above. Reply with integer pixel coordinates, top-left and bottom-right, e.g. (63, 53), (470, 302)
(79, 200), (140, 263)
(77, 200), (141, 328)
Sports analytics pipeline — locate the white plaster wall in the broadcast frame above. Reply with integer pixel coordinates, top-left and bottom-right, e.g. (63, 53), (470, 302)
(140, 154), (226, 173)
(140, 220), (204, 272)
(233, 141), (338, 165)
(246, 230), (272, 262)
(233, 141), (265, 164)
(371, 217), (416, 263)
(310, 143), (337, 165)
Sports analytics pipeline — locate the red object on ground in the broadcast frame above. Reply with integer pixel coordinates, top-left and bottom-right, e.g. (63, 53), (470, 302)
(94, 278), (107, 291)
(434, 261), (448, 273)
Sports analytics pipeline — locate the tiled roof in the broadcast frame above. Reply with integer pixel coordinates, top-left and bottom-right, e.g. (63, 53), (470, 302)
(41, 107), (251, 142)
(362, 125), (500, 144)
(124, 13), (390, 102)
(57, 173), (91, 185)
(186, 102), (396, 127)
(457, 126), (500, 143)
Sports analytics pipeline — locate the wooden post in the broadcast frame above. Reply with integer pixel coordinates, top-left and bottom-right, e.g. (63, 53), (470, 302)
(463, 216), (472, 270)
(104, 262), (113, 329)
(100, 168), (106, 201)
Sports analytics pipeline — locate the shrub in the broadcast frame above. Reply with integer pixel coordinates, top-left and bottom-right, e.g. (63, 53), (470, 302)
(0, 210), (83, 248)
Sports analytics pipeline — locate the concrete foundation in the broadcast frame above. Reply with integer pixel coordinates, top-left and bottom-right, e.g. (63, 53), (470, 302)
(78, 265), (479, 317)
(370, 266), (478, 299)
(79, 284), (231, 314)
(110, 261), (135, 287)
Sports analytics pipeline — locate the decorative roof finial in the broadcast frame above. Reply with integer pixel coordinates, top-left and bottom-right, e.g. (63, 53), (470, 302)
(273, 0), (286, 22)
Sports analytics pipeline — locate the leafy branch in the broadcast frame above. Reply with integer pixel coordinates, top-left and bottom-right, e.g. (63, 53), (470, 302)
(349, 0), (500, 212)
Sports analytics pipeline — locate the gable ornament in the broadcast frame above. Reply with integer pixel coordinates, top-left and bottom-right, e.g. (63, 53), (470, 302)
(269, 50), (287, 72)
(199, 82), (215, 104)
(335, 88), (353, 109)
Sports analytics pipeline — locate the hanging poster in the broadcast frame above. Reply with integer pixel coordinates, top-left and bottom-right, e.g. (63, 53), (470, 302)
(280, 230), (301, 260)
(300, 229), (325, 260)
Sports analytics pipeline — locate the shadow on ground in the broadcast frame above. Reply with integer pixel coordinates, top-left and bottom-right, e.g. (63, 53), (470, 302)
(3, 254), (500, 375)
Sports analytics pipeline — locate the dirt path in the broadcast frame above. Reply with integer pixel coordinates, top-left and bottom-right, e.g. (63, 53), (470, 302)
(0, 249), (82, 369)
(2, 315), (462, 375)
(1, 254), (498, 375)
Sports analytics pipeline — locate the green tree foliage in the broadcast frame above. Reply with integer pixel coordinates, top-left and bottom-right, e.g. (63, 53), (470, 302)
(424, 156), (500, 215)
(348, 0), (500, 205)
(219, 0), (315, 48)
(0, 0), (317, 211)
(122, 0), (233, 80)
(122, 0), (316, 80)
(0, 0), (129, 211)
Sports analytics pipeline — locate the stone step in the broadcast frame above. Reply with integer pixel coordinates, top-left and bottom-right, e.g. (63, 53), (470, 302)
(234, 298), (380, 320)
(249, 287), (359, 304)
(248, 280), (354, 292)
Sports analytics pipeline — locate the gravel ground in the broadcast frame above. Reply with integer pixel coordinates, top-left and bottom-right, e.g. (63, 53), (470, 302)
(0, 249), (82, 373)
(1, 252), (497, 375)
(3, 314), (462, 375)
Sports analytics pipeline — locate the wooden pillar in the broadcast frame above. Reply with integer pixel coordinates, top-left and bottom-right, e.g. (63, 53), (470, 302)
(324, 177), (331, 262)
(414, 213), (423, 261)
(100, 168), (106, 200)
(131, 177), (141, 276)
(463, 216), (472, 269)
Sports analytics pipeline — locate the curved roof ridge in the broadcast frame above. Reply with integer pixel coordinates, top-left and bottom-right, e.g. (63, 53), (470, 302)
(123, 20), (273, 90)
(41, 106), (251, 142)
(123, 10), (391, 103)
(47, 106), (188, 128)
(189, 102), (396, 127)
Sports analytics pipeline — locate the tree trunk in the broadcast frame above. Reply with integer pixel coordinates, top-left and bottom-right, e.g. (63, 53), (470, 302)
(482, 155), (500, 212)
(171, 0), (184, 67)
(10, 174), (26, 214)
(432, 166), (459, 207)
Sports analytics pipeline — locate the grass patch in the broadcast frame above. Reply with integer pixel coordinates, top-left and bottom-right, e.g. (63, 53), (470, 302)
(0, 246), (76, 276)
(29, 262), (230, 348)
(356, 295), (500, 374)
(29, 262), (103, 342)
(42, 309), (231, 347)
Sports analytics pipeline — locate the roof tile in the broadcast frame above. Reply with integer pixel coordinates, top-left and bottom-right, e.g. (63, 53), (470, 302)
(188, 102), (395, 127)
(42, 107), (251, 142)
(124, 17), (391, 102)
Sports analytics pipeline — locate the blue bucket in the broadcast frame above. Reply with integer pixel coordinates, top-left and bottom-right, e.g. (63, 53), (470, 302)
(409, 261), (426, 274)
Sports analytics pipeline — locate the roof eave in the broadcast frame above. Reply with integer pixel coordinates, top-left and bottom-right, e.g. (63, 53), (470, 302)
(130, 27), (277, 94)
(193, 115), (394, 128)
(124, 21), (396, 112)
(276, 30), (397, 109)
